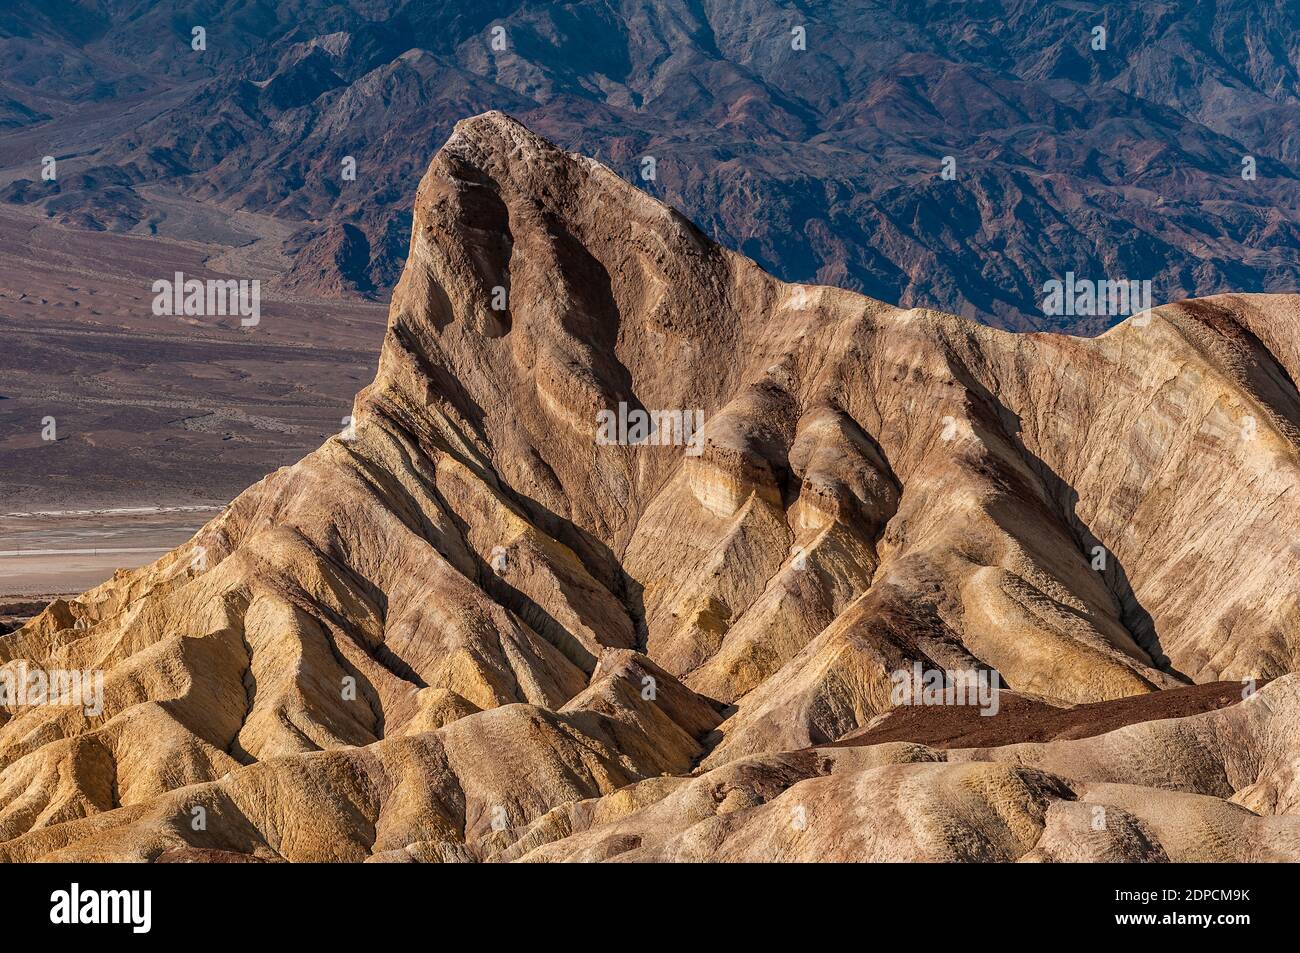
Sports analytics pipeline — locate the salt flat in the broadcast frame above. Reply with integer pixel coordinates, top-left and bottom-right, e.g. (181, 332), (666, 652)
(0, 507), (214, 597)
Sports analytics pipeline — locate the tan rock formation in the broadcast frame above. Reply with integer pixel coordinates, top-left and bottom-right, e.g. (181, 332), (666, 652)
(3, 112), (1299, 862)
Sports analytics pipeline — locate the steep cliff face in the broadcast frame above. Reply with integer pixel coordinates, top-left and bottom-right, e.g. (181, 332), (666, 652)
(3, 113), (1300, 862)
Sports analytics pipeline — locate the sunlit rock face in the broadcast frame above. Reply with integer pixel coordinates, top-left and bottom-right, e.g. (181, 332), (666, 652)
(3, 113), (1300, 863)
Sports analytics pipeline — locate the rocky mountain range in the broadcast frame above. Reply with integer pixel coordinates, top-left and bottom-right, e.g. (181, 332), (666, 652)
(2, 114), (1299, 862)
(2, 1), (1299, 329)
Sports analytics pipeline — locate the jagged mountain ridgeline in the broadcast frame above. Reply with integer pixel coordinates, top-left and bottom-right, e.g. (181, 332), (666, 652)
(4, 114), (1300, 862)
(5, 0), (1300, 330)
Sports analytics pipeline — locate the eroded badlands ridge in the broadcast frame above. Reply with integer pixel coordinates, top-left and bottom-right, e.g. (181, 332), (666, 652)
(3, 113), (1300, 862)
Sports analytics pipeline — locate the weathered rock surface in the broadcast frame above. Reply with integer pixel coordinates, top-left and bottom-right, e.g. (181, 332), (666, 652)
(3, 113), (1299, 862)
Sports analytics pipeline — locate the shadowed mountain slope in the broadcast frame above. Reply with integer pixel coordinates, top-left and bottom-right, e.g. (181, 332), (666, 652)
(3, 1), (1300, 328)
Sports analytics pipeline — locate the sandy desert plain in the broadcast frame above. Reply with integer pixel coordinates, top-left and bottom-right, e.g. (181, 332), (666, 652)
(0, 200), (388, 621)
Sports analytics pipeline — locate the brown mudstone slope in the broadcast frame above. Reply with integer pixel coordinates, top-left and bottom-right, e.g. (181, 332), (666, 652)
(831, 680), (1259, 751)
(3, 113), (1300, 862)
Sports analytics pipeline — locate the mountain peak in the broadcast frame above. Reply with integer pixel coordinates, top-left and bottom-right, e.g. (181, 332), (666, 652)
(4, 117), (1300, 863)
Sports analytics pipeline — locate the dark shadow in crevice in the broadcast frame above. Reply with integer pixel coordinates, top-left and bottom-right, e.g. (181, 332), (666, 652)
(944, 350), (1191, 683)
